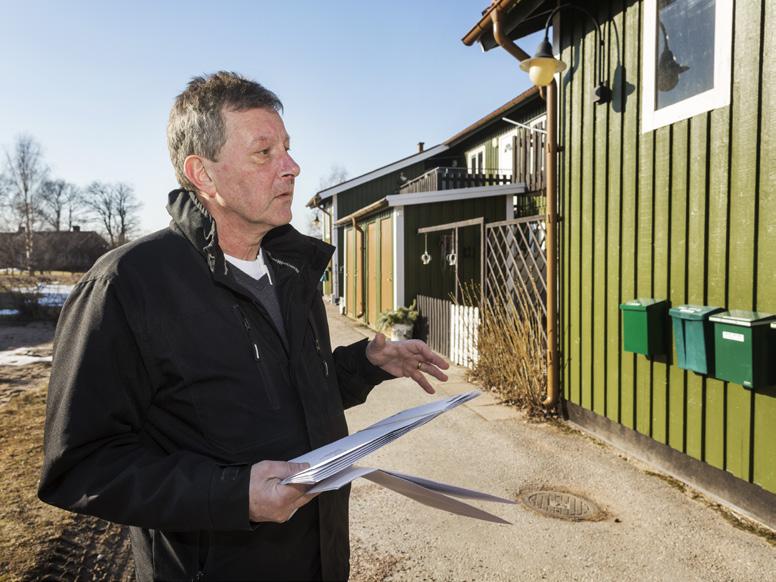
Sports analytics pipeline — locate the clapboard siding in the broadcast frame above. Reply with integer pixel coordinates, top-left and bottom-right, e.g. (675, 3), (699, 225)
(559, 0), (776, 494)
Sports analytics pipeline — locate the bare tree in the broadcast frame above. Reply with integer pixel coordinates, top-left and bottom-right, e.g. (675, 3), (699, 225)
(38, 179), (82, 231)
(113, 182), (141, 246)
(307, 164), (348, 238)
(83, 181), (141, 247)
(3, 135), (48, 273)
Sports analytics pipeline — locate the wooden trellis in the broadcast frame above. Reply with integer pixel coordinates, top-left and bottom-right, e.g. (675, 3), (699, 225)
(484, 215), (547, 343)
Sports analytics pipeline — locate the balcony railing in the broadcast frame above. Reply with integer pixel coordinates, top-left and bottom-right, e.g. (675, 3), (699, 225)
(399, 167), (512, 194)
(398, 125), (546, 195)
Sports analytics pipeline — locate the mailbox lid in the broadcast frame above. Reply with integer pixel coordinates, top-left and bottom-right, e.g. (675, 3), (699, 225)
(708, 310), (775, 327)
(620, 298), (664, 312)
(668, 305), (724, 321)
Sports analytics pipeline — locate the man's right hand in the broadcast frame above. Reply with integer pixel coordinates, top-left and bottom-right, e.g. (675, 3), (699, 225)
(248, 460), (316, 523)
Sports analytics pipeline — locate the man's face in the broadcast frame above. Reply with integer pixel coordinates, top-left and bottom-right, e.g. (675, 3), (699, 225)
(204, 107), (300, 234)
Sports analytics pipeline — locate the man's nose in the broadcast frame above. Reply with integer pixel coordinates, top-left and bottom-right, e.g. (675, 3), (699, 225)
(281, 152), (301, 178)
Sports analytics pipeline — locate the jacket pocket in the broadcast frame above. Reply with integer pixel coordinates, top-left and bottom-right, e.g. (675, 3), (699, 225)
(233, 304), (280, 410)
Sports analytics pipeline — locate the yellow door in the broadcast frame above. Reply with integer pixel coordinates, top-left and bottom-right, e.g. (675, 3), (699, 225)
(380, 217), (393, 313)
(346, 228), (355, 318)
(367, 222), (379, 326)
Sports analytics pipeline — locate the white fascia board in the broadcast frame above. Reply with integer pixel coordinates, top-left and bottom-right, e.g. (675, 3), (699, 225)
(385, 182), (527, 207)
(317, 144), (449, 200)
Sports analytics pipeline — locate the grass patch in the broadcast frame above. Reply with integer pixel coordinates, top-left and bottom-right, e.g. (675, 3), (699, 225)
(0, 384), (70, 578)
(460, 283), (548, 418)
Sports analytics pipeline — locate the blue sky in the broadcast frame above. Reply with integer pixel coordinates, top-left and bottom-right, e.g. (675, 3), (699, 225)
(0, 1), (538, 234)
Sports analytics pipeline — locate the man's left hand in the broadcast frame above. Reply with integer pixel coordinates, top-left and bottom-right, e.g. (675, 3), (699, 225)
(366, 333), (450, 394)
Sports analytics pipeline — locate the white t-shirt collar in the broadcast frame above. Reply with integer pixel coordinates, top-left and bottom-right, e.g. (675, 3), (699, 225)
(224, 249), (272, 284)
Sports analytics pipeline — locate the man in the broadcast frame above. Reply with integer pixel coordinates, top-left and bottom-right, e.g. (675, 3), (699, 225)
(38, 71), (448, 581)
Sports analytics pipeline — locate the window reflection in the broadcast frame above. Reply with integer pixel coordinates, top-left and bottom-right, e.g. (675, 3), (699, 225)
(656, 0), (716, 110)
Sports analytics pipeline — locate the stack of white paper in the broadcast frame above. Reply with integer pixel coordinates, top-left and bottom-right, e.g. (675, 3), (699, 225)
(283, 391), (479, 485)
(282, 390), (515, 524)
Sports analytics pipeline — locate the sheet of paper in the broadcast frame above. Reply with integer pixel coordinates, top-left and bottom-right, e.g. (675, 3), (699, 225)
(282, 390), (480, 485)
(380, 470), (515, 504)
(363, 470), (512, 525)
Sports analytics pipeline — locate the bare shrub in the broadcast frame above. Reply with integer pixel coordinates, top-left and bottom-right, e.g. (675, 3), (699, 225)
(461, 282), (548, 418)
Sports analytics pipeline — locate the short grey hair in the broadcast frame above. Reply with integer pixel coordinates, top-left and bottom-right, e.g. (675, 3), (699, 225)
(167, 71), (283, 191)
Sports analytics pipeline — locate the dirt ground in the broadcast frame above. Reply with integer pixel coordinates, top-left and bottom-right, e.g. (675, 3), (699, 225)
(0, 323), (133, 581)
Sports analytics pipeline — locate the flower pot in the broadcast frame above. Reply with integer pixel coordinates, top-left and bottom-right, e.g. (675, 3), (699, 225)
(390, 322), (414, 341)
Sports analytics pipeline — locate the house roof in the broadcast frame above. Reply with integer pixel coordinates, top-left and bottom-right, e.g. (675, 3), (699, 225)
(462, 0), (551, 51)
(334, 182), (525, 226)
(307, 144), (450, 206)
(308, 86), (542, 208)
(444, 86), (540, 146)
(0, 230), (106, 244)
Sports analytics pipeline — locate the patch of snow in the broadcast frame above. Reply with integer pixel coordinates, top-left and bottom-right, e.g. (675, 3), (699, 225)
(0, 309), (20, 316)
(0, 347), (52, 366)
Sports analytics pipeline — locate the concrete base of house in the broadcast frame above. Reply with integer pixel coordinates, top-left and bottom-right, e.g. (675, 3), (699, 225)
(562, 401), (776, 531)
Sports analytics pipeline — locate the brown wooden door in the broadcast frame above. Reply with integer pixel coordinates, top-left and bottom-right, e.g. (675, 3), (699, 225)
(380, 217), (393, 313)
(367, 222), (378, 326)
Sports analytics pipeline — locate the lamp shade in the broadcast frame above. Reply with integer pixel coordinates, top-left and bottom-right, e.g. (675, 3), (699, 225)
(520, 37), (567, 87)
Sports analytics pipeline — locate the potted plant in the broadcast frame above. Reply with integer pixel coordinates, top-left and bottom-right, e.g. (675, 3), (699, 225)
(377, 299), (419, 340)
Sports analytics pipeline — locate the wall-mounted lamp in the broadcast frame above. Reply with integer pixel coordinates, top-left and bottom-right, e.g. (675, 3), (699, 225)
(519, 3), (611, 105)
(312, 211), (321, 228)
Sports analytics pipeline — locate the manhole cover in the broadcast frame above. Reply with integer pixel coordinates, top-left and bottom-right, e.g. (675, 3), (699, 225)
(520, 490), (602, 521)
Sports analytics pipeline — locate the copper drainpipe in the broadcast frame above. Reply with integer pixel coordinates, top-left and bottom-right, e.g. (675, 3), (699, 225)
(491, 7), (559, 409)
(351, 217), (366, 319)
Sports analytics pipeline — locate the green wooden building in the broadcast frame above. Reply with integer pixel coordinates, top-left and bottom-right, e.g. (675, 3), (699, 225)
(307, 88), (545, 329)
(465, 0), (775, 527)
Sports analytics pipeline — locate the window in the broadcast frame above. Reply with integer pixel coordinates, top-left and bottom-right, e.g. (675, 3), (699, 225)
(467, 146), (485, 175)
(641, 0), (733, 132)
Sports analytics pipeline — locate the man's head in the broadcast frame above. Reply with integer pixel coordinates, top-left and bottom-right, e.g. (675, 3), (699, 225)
(167, 72), (300, 245)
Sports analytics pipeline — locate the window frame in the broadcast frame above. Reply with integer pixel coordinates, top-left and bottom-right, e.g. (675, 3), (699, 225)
(641, 0), (733, 133)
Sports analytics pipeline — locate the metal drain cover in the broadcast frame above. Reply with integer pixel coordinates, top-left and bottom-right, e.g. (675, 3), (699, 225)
(520, 490), (602, 521)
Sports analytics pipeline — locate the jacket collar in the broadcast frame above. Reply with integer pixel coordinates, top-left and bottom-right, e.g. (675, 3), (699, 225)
(166, 188), (333, 283)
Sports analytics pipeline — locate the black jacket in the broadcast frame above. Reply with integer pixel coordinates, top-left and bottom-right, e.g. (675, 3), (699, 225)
(38, 190), (393, 581)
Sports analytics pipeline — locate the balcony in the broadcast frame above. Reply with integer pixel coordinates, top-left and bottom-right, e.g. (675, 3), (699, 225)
(398, 126), (546, 195)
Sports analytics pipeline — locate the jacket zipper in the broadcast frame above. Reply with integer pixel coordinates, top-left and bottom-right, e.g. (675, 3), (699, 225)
(309, 321), (329, 379)
(233, 305), (280, 409)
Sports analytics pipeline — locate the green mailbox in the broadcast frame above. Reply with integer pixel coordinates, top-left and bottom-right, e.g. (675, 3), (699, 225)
(709, 310), (776, 389)
(669, 305), (724, 375)
(620, 298), (668, 357)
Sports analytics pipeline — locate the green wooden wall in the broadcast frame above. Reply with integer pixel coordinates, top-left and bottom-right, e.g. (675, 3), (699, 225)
(558, 0), (776, 494)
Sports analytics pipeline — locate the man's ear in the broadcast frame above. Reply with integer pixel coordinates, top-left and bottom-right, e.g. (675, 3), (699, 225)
(183, 155), (216, 197)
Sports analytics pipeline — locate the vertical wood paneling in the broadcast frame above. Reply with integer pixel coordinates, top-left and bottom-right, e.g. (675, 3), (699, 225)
(569, 15), (583, 405)
(668, 120), (689, 452)
(724, 0), (762, 482)
(636, 125), (654, 436)
(754, 0), (776, 494)
(619, 0), (640, 429)
(605, 0), (624, 423)
(684, 114), (709, 461)
(652, 126), (670, 444)
(592, 1), (610, 417)
(704, 104), (731, 470)
(581, 14), (595, 411)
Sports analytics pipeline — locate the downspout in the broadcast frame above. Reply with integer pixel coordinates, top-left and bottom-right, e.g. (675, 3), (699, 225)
(491, 7), (559, 409)
(351, 217), (366, 319)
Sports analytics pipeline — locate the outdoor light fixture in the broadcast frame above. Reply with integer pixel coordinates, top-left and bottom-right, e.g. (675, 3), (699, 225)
(313, 212), (320, 228)
(421, 233), (432, 265)
(520, 3), (611, 105)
